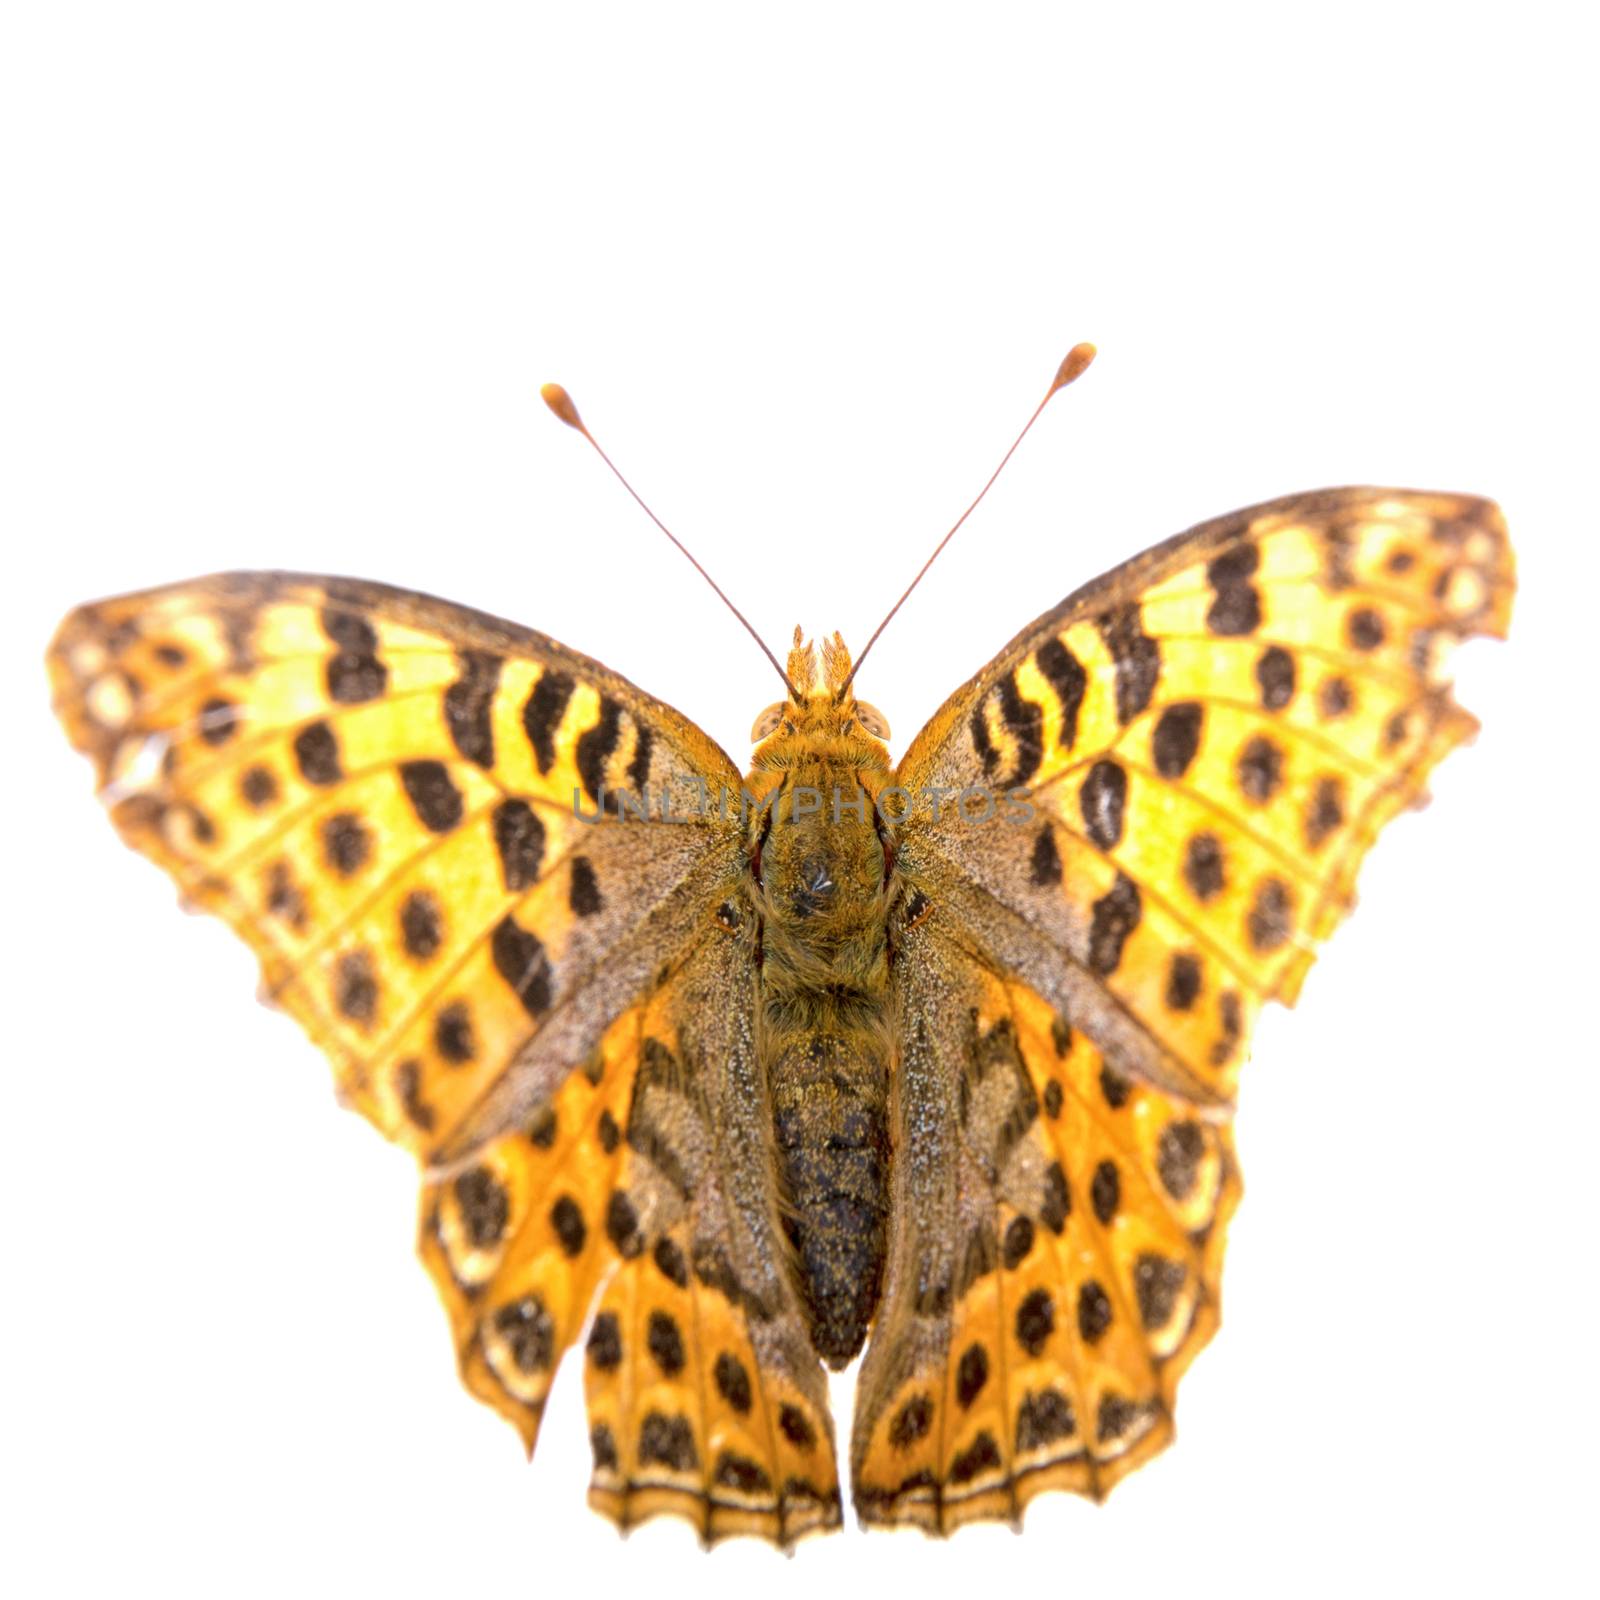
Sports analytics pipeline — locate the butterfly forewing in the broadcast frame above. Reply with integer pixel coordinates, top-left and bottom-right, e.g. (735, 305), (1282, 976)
(896, 488), (1512, 1107)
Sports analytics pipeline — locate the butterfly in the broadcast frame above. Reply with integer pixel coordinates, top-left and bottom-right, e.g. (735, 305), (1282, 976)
(46, 360), (1513, 1544)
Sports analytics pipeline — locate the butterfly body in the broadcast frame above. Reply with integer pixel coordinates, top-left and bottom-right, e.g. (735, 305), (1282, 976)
(747, 630), (896, 1366)
(47, 486), (1513, 1543)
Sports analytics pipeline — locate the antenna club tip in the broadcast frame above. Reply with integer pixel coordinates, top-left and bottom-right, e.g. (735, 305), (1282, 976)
(540, 383), (585, 430)
(1049, 343), (1098, 396)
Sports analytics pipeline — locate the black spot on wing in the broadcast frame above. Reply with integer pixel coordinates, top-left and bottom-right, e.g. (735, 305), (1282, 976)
(491, 914), (553, 1018)
(1030, 824), (1062, 886)
(1247, 877), (1294, 952)
(969, 703), (1000, 780)
(638, 1412), (697, 1473)
(334, 949), (377, 1024)
(1157, 1120), (1204, 1200)
(264, 861), (306, 928)
(1151, 702), (1203, 779)
(493, 1294), (554, 1371)
(1080, 759), (1128, 850)
(293, 720), (342, 785)
(957, 1343), (989, 1408)
(715, 1451), (771, 1496)
(1205, 542), (1262, 636)
(575, 696), (622, 803)
(1076, 1280), (1113, 1344)
(1319, 676), (1353, 719)
(1003, 1215), (1035, 1269)
(779, 1404), (816, 1450)
(1306, 776), (1344, 848)
(394, 1059), (435, 1132)
(1090, 1159), (1120, 1224)
(889, 1394), (933, 1450)
(714, 1352), (752, 1412)
(198, 696), (240, 746)
(320, 811), (371, 876)
(1097, 1393), (1141, 1443)
(1099, 605), (1161, 722)
(950, 1431), (1001, 1485)
(1015, 1288), (1055, 1355)
(1184, 832), (1225, 901)
(647, 1309), (686, 1376)
(605, 1191), (644, 1258)
(1099, 1065), (1131, 1109)
(1036, 636), (1087, 747)
(492, 798), (546, 891)
(1135, 1254), (1186, 1330)
(1016, 1389), (1075, 1451)
(569, 855), (604, 917)
(322, 608), (388, 704)
(627, 720), (653, 794)
(590, 1424), (618, 1472)
(587, 1312), (622, 1370)
(434, 1000), (476, 1064)
(1212, 990), (1244, 1067)
(652, 1236), (688, 1287)
(1347, 606), (1386, 651)
(1087, 873), (1141, 976)
(1040, 1161), (1071, 1233)
(1165, 951), (1202, 1011)
(1001, 673), (1045, 786)
(1256, 645), (1296, 710)
(400, 760), (465, 832)
(454, 1166), (508, 1248)
(522, 670), (574, 775)
(444, 650), (501, 769)
(399, 889), (444, 960)
(1236, 735), (1283, 803)
(239, 764), (279, 809)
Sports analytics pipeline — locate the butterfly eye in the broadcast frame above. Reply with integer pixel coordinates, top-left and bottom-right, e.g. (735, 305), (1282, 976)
(854, 701), (891, 740)
(750, 703), (786, 742)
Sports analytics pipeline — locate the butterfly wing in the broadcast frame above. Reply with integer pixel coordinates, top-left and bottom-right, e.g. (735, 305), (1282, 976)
(48, 573), (839, 1543)
(853, 488), (1512, 1529)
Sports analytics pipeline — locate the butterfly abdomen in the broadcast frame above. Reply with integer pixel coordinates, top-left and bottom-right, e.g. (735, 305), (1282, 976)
(767, 1021), (891, 1368)
(753, 754), (894, 1368)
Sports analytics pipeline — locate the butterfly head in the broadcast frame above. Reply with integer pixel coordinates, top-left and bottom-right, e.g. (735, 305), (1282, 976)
(749, 627), (891, 748)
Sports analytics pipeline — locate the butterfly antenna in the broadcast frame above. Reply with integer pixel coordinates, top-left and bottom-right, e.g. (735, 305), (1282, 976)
(838, 343), (1097, 698)
(540, 383), (800, 700)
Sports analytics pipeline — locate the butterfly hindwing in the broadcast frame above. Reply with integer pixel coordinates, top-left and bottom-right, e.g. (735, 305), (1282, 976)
(853, 929), (1239, 1529)
(422, 925), (840, 1543)
(579, 926), (842, 1543)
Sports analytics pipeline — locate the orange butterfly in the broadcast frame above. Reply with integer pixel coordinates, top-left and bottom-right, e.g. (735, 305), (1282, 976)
(47, 353), (1512, 1543)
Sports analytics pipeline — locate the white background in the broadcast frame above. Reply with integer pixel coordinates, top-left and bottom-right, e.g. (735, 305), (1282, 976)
(2, 5), (1595, 1597)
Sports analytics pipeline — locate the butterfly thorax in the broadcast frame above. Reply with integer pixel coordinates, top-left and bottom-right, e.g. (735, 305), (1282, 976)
(744, 633), (896, 1366)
